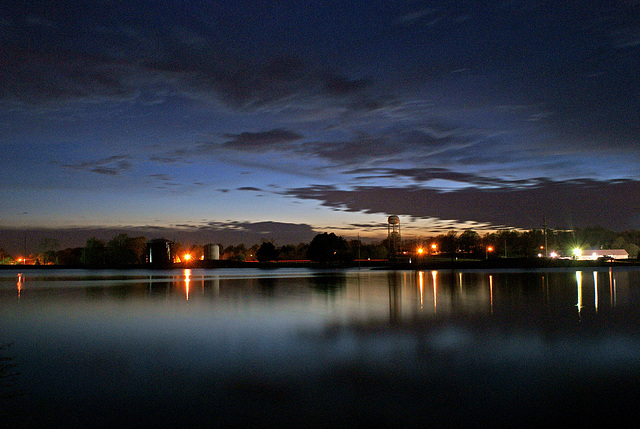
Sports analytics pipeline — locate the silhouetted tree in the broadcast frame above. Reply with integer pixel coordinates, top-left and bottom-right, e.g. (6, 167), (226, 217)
(277, 243), (309, 260)
(56, 247), (83, 266)
(107, 233), (139, 267)
(439, 231), (458, 261)
(358, 242), (388, 259)
(81, 237), (107, 267)
(458, 230), (480, 256)
(256, 241), (279, 262)
(626, 243), (639, 259)
(222, 244), (247, 261)
(0, 248), (12, 265)
(307, 232), (350, 263)
(38, 237), (59, 264)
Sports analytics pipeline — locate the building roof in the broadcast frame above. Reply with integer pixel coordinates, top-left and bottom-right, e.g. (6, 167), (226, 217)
(588, 249), (628, 256)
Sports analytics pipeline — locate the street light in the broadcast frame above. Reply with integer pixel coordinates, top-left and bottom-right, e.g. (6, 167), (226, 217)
(573, 248), (582, 260)
(486, 246), (493, 260)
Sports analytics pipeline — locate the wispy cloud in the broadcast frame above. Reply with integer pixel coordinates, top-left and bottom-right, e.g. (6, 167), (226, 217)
(62, 155), (132, 175)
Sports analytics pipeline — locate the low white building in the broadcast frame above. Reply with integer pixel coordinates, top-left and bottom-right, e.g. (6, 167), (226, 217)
(575, 249), (629, 260)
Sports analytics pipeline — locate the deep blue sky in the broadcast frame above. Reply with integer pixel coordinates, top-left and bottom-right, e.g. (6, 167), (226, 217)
(1, 1), (639, 253)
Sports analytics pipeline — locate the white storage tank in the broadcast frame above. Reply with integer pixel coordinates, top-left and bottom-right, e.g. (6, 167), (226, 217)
(204, 244), (220, 260)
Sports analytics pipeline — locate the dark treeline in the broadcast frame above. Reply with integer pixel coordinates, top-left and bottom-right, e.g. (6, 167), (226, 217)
(411, 227), (640, 260)
(1, 226), (639, 267)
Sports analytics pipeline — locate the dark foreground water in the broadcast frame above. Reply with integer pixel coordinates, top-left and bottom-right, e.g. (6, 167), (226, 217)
(2, 267), (640, 428)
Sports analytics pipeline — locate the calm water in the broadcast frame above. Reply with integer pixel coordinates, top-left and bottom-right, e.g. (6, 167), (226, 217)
(2, 267), (640, 427)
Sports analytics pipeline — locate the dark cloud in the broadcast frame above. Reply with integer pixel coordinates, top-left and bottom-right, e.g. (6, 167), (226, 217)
(0, 221), (318, 256)
(0, 6), (396, 114)
(62, 155), (131, 175)
(323, 75), (372, 96)
(285, 179), (640, 231)
(222, 129), (304, 151)
(345, 167), (529, 188)
(149, 149), (190, 164)
(0, 46), (140, 105)
(149, 173), (172, 181)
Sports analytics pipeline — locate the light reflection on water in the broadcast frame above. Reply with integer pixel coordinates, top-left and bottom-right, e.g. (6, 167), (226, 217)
(1, 267), (640, 427)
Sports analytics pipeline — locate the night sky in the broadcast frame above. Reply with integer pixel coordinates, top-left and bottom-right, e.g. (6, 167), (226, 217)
(1, 1), (639, 253)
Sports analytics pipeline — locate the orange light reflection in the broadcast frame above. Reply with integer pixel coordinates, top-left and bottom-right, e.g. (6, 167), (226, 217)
(489, 274), (493, 314)
(184, 269), (191, 301)
(17, 273), (23, 298)
(431, 270), (437, 312)
(418, 271), (424, 309)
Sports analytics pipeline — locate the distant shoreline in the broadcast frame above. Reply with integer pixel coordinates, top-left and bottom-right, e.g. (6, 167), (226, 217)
(2, 258), (639, 271)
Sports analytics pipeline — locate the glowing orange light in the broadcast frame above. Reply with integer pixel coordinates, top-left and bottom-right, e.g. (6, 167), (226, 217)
(417, 248), (424, 255)
(184, 253), (192, 261)
(487, 246), (493, 252)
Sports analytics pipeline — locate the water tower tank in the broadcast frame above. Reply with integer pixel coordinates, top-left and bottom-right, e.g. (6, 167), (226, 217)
(388, 215), (400, 225)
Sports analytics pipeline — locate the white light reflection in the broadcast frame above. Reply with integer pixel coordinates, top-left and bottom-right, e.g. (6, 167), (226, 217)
(184, 269), (191, 301)
(576, 271), (583, 315)
(593, 271), (598, 313)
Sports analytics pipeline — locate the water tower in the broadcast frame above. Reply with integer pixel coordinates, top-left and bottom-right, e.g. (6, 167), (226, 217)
(387, 215), (401, 257)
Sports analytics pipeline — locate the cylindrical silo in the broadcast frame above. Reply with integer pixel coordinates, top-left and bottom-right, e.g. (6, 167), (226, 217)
(204, 244), (220, 260)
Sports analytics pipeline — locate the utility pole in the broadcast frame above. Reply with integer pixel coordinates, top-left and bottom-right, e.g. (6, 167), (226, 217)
(357, 233), (361, 269)
(542, 215), (548, 257)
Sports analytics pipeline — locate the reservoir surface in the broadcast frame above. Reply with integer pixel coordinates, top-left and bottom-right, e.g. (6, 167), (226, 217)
(2, 267), (640, 427)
